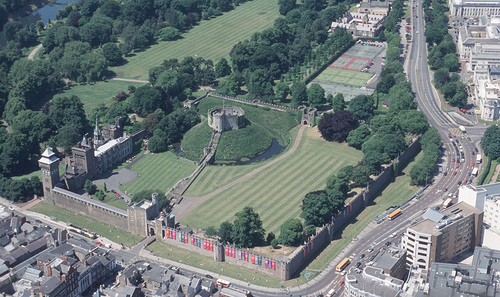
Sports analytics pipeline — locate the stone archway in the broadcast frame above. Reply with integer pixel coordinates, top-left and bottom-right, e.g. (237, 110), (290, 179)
(149, 227), (155, 236)
(303, 120), (308, 125)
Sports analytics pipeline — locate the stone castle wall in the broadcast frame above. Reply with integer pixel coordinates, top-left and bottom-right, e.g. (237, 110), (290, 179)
(51, 188), (128, 230)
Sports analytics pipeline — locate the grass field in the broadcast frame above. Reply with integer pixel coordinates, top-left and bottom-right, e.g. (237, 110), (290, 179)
(305, 152), (423, 272)
(12, 163), (66, 181)
(53, 80), (147, 113)
(30, 203), (143, 247)
(181, 128), (364, 234)
(119, 151), (196, 196)
(314, 68), (373, 87)
(112, 0), (280, 80)
(215, 123), (273, 162)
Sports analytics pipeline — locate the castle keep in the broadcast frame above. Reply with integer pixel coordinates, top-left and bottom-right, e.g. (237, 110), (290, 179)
(207, 106), (245, 132)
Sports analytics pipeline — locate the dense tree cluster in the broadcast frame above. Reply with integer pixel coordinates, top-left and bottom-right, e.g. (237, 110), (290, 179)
(318, 110), (358, 142)
(424, 0), (467, 106)
(210, 207), (266, 248)
(481, 125), (500, 160)
(409, 128), (441, 185)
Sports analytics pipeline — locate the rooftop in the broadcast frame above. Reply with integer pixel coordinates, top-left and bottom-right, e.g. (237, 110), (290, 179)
(346, 266), (402, 297)
(94, 137), (128, 158)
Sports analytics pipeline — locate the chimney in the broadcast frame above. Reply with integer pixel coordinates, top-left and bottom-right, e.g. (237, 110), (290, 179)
(47, 265), (52, 277)
(83, 259), (87, 267)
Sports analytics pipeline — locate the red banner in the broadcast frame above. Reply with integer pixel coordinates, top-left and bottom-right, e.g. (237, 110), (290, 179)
(225, 247), (229, 256)
(244, 253), (248, 262)
(251, 255), (255, 264)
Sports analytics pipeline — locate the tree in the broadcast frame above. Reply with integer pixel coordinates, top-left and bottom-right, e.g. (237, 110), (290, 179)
(0, 133), (30, 176)
(218, 221), (234, 244)
(49, 95), (88, 134)
(332, 93), (346, 111)
(351, 165), (371, 187)
(307, 83), (325, 107)
(84, 179), (97, 195)
(232, 207), (265, 248)
(290, 82), (307, 107)
(56, 124), (83, 152)
(275, 81), (289, 102)
(305, 225), (316, 237)
(131, 86), (163, 117)
(215, 58), (232, 78)
(159, 27), (181, 41)
(434, 68), (450, 87)
(266, 232), (275, 244)
(443, 53), (459, 72)
(481, 125), (500, 160)
(348, 95), (374, 122)
(101, 42), (123, 66)
(376, 75), (395, 94)
(301, 191), (335, 226)
(247, 69), (275, 102)
(278, 218), (303, 246)
(318, 110), (358, 142)
(347, 124), (370, 149)
(398, 110), (429, 135)
(147, 134), (168, 153)
(278, 0), (296, 15)
(205, 226), (218, 237)
(95, 190), (105, 201)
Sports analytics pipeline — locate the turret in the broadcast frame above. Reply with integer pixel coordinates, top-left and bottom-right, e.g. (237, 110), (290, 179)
(38, 148), (60, 203)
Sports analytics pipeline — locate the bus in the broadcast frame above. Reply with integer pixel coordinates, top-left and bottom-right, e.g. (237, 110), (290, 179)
(459, 126), (466, 133)
(336, 258), (350, 272)
(442, 198), (452, 208)
(387, 208), (402, 220)
(216, 279), (231, 289)
(472, 167), (479, 177)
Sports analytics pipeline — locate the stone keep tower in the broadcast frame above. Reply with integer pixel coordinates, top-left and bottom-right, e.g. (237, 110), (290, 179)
(38, 148), (60, 204)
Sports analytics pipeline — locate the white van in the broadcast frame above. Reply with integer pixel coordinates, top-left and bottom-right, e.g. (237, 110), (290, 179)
(327, 289), (336, 297)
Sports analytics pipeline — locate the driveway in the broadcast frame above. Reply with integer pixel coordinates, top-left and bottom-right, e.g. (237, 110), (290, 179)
(93, 169), (137, 203)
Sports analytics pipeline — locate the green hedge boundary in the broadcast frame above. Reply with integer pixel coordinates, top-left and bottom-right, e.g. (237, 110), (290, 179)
(478, 155), (491, 185)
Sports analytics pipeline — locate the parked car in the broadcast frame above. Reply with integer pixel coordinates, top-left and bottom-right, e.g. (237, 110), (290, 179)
(359, 254), (366, 259)
(356, 262), (362, 268)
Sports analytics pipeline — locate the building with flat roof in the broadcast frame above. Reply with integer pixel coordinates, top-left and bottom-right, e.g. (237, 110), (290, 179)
(357, 0), (390, 16)
(401, 202), (483, 270)
(372, 246), (407, 280)
(459, 182), (500, 234)
(415, 247), (500, 297)
(449, 0), (500, 17)
(331, 12), (386, 37)
(344, 266), (403, 297)
(472, 65), (500, 121)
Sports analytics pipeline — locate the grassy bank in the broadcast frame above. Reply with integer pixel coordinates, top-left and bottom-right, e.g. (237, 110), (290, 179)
(29, 203), (143, 247)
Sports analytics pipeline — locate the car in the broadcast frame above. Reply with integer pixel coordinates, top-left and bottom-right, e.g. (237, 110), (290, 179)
(368, 247), (374, 252)
(472, 151), (475, 155)
(467, 172), (471, 176)
(471, 162), (475, 166)
(475, 148), (479, 152)
(456, 164), (460, 168)
(115, 192), (121, 197)
(339, 280), (344, 286)
(444, 188), (448, 192)
(369, 255), (376, 261)
(385, 241), (391, 246)
(205, 274), (213, 279)
(449, 134), (452, 138)
(452, 158), (455, 162)
(96, 241), (102, 246)
(360, 254), (366, 259)
(453, 171), (457, 175)
(458, 181), (462, 185)
(444, 172), (448, 176)
(111, 189), (116, 193)
(468, 179), (473, 184)
(463, 179), (468, 184)
(356, 262), (362, 268)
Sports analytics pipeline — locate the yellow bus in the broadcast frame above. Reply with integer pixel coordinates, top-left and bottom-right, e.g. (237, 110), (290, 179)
(387, 208), (402, 220)
(336, 258), (350, 272)
(216, 279), (231, 288)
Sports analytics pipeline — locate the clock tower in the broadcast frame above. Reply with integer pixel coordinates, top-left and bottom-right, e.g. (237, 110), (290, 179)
(38, 148), (60, 204)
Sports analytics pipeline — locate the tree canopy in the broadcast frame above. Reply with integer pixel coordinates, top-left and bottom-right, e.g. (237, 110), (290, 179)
(318, 110), (358, 142)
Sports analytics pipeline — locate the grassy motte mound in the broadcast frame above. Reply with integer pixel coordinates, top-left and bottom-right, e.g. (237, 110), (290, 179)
(180, 121), (214, 159)
(214, 123), (272, 162)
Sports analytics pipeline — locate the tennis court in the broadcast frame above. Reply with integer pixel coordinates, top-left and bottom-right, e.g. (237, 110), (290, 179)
(344, 44), (384, 59)
(314, 68), (373, 87)
(331, 57), (351, 68)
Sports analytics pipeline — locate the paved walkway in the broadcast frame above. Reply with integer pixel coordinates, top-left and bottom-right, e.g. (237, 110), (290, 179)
(174, 125), (307, 219)
(28, 44), (42, 61)
(111, 77), (149, 84)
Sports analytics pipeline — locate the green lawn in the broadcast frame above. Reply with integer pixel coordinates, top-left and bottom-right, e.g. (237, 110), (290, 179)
(30, 202), (143, 247)
(53, 80), (147, 113)
(306, 152), (422, 272)
(314, 68), (373, 87)
(100, 190), (128, 211)
(181, 121), (217, 159)
(181, 128), (364, 234)
(112, 0), (280, 80)
(119, 151), (197, 196)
